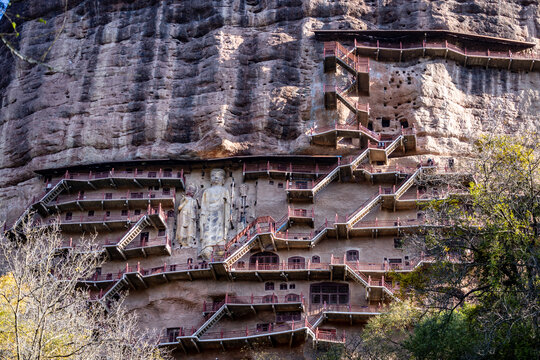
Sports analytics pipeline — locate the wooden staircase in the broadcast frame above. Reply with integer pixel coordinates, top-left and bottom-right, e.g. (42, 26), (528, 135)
(346, 195), (383, 227)
(116, 216), (151, 251)
(324, 41), (370, 95)
(193, 305), (228, 338)
(99, 277), (128, 304)
(10, 181), (68, 232)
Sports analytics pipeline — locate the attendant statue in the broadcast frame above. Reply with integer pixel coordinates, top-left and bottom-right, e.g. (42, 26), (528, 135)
(176, 183), (198, 248)
(199, 169), (231, 259)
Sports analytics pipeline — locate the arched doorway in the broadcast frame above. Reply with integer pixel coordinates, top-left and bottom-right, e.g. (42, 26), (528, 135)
(288, 256), (305, 269)
(249, 252), (279, 270)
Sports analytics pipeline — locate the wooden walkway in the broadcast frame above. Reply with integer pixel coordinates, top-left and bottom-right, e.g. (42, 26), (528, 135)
(353, 39), (539, 72)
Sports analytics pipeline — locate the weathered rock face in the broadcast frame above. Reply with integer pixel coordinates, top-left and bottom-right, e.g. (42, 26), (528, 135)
(0, 0), (539, 223)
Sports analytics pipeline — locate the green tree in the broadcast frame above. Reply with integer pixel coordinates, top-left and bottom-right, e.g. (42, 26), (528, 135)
(402, 306), (480, 360)
(354, 135), (539, 360)
(399, 134), (540, 359)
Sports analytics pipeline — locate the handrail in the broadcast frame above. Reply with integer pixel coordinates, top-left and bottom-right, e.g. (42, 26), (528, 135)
(324, 41), (370, 73)
(62, 168), (185, 182)
(224, 216), (275, 251)
(354, 39), (540, 61)
(243, 162), (336, 175)
(34, 205), (167, 227)
(310, 121), (380, 141)
(203, 293), (305, 313)
(54, 190), (175, 204)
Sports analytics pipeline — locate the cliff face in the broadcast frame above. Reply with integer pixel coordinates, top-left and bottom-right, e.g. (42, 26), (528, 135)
(0, 0), (539, 223)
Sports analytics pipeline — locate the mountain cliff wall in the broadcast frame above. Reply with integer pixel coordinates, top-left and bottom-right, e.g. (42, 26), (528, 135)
(0, 0), (539, 224)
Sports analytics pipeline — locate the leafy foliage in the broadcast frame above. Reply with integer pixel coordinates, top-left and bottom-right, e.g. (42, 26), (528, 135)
(0, 220), (169, 360)
(350, 135), (540, 360)
(401, 135), (540, 359)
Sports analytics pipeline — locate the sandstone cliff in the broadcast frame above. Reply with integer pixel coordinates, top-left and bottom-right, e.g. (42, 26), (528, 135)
(0, 0), (539, 224)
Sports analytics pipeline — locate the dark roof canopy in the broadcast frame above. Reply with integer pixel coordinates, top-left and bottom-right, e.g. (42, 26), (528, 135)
(314, 29), (536, 50)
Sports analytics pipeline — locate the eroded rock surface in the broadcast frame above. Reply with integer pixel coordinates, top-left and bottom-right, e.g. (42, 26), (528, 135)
(0, 0), (539, 223)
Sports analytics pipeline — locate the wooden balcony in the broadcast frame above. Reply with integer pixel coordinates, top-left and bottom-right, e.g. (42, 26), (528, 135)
(48, 190), (175, 213)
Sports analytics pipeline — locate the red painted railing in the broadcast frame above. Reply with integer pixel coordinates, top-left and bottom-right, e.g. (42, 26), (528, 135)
(34, 204), (167, 227)
(224, 216), (274, 251)
(123, 235), (171, 250)
(309, 121), (380, 141)
(234, 260), (331, 272)
(315, 328), (346, 343)
(203, 293), (305, 313)
(62, 168), (185, 183)
(200, 321), (306, 340)
(242, 162), (336, 175)
(288, 206), (314, 219)
(353, 39), (540, 61)
(275, 230), (314, 240)
(324, 41), (370, 73)
(54, 189), (175, 205)
(353, 218), (424, 229)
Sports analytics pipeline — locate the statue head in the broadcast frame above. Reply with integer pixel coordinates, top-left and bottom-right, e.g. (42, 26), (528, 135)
(186, 183), (197, 197)
(239, 183), (249, 197)
(210, 168), (226, 186)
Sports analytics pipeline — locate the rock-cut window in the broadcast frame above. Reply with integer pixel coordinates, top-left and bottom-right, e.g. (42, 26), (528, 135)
(346, 250), (359, 261)
(265, 282), (274, 291)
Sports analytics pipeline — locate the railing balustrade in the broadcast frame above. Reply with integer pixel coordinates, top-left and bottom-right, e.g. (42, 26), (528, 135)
(352, 39), (540, 61)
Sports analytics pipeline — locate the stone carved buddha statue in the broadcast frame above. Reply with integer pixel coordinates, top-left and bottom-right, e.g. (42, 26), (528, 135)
(199, 169), (231, 259)
(176, 183), (198, 248)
